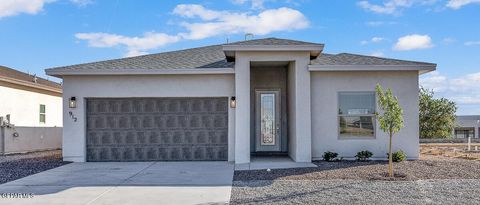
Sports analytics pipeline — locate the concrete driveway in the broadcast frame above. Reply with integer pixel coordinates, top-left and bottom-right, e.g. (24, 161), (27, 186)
(0, 162), (234, 205)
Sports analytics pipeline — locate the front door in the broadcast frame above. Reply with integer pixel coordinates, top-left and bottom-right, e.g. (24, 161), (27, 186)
(255, 90), (281, 152)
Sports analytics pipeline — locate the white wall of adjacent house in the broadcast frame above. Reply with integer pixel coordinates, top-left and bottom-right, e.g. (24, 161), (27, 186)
(0, 84), (62, 127)
(61, 74), (235, 162)
(311, 71), (420, 160)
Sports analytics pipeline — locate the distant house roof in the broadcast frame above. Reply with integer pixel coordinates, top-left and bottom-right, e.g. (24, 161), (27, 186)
(0, 66), (62, 93)
(456, 115), (480, 121)
(46, 37), (435, 77)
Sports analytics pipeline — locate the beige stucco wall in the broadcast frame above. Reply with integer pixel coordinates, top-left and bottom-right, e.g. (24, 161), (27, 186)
(311, 71), (420, 159)
(62, 75), (235, 162)
(0, 83), (62, 127)
(2, 126), (62, 153)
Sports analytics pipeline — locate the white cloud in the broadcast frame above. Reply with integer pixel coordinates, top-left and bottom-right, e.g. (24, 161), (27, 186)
(125, 50), (149, 58)
(357, 0), (439, 15)
(231, 0), (267, 9)
(172, 4), (224, 20)
(76, 4), (308, 56)
(442, 37), (456, 45)
(420, 71), (448, 92)
(393, 34), (433, 51)
(70, 0), (93, 7)
(232, 0), (248, 3)
(173, 4), (309, 40)
(369, 51), (385, 57)
(0, 0), (56, 19)
(465, 41), (480, 46)
(360, 37), (385, 45)
(357, 0), (413, 14)
(365, 21), (397, 26)
(446, 0), (480, 9)
(371, 37), (385, 43)
(420, 71), (480, 105)
(75, 32), (181, 57)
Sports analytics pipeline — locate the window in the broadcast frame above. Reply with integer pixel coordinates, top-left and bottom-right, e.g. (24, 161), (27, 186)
(338, 92), (375, 138)
(39, 104), (46, 123)
(454, 128), (475, 139)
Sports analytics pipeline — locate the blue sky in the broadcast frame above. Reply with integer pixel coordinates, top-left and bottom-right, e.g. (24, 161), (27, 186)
(0, 0), (479, 114)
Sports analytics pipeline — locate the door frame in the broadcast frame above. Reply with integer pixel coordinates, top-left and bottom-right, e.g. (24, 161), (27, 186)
(254, 89), (281, 152)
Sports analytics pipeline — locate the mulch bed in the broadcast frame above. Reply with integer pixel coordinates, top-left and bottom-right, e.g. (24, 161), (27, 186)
(234, 156), (480, 181)
(0, 150), (71, 184)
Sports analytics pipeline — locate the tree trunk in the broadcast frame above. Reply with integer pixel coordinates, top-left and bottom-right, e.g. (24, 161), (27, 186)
(388, 131), (393, 177)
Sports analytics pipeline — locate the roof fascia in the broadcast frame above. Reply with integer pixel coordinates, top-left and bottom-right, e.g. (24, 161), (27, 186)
(308, 64), (436, 74)
(45, 68), (235, 77)
(222, 44), (324, 52)
(0, 76), (62, 94)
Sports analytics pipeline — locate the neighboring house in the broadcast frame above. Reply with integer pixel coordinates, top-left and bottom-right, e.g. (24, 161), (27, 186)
(46, 38), (436, 163)
(0, 66), (62, 154)
(453, 115), (480, 139)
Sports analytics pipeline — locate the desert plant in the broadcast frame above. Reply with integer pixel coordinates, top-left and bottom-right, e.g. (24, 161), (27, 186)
(322, 151), (339, 162)
(376, 84), (404, 177)
(355, 150), (373, 161)
(387, 150), (407, 162)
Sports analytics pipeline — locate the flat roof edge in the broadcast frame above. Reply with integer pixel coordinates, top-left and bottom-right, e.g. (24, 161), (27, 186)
(222, 44), (324, 52)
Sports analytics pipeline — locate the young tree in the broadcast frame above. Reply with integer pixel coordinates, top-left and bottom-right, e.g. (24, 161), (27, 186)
(419, 88), (457, 138)
(375, 84), (404, 177)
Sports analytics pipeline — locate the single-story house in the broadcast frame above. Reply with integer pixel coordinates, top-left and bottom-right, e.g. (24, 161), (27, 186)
(0, 66), (63, 154)
(453, 115), (480, 139)
(46, 38), (436, 163)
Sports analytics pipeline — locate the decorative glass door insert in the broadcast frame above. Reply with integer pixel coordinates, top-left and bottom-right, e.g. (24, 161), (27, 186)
(260, 93), (276, 145)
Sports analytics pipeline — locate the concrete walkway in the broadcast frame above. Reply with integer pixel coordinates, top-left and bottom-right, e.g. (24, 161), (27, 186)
(0, 162), (234, 205)
(235, 156), (317, 170)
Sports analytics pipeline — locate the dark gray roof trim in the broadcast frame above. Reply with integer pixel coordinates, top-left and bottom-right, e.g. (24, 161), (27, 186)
(312, 53), (436, 66)
(309, 53), (436, 74)
(226, 37), (323, 46)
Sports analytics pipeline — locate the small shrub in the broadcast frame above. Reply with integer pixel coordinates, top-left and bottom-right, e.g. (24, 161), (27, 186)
(355, 150), (373, 161)
(322, 151), (339, 162)
(387, 150), (407, 162)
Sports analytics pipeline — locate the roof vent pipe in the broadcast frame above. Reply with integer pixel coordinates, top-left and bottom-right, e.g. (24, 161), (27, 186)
(245, 33), (254, 41)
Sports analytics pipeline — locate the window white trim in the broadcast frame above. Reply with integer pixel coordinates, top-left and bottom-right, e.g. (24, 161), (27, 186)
(337, 91), (376, 139)
(39, 104), (46, 124)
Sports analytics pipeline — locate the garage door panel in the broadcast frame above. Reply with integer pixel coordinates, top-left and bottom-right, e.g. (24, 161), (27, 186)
(86, 98), (228, 161)
(86, 145), (228, 161)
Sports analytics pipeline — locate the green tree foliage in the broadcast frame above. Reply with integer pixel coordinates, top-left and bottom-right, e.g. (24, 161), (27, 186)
(419, 88), (457, 139)
(376, 84), (404, 177)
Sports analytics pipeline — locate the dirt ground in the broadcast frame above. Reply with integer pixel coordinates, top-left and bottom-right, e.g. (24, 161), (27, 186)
(420, 143), (480, 160)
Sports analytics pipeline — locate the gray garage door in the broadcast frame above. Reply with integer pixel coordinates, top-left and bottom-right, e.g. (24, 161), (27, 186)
(86, 98), (228, 161)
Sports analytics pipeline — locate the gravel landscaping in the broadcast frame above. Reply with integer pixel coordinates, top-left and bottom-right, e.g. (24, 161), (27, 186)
(234, 155), (480, 181)
(231, 156), (480, 204)
(0, 150), (70, 184)
(231, 179), (480, 204)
